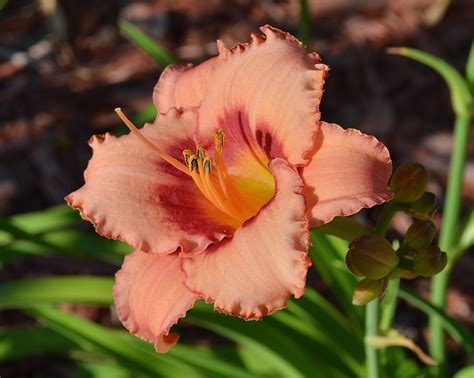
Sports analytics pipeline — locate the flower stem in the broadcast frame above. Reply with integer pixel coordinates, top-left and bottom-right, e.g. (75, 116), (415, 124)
(429, 113), (472, 375)
(380, 278), (400, 332)
(366, 299), (380, 378)
(365, 202), (398, 378)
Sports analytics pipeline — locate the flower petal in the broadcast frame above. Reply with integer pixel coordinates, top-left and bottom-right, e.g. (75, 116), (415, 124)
(159, 25), (328, 167)
(182, 158), (311, 320)
(153, 51), (223, 112)
(66, 109), (238, 255)
(114, 250), (199, 352)
(302, 122), (393, 226)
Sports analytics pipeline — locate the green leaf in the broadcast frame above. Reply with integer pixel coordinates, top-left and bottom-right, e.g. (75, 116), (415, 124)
(118, 19), (178, 67)
(399, 287), (474, 355)
(0, 205), (79, 238)
(465, 40), (474, 92)
(277, 289), (364, 375)
(0, 327), (77, 362)
(188, 299), (359, 378)
(74, 360), (137, 378)
(298, 0), (311, 46)
(315, 216), (371, 242)
(388, 47), (472, 118)
(454, 364), (474, 378)
(0, 230), (130, 267)
(0, 276), (115, 308)
(2, 277), (362, 376)
(309, 230), (364, 327)
(29, 305), (201, 377)
(451, 210), (474, 264)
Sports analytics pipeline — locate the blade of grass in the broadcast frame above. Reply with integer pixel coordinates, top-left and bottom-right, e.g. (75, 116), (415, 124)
(0, 327), (77, 362)
(298, 0), (311, 46)
(398, 287), (474, 355)
(309, 230), (364, 326)
(188, 300), (347, 378)
(29, 305), (201, 377)
(465, 40), (474, 91)
(0, 230), (130, 267)
(118, 19), (178, 67)
(387, 47), (472, 117)
(0, 276), (114, 308)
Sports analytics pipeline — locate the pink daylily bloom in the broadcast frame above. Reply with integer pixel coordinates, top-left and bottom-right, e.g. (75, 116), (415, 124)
(66, 25), (393, 353)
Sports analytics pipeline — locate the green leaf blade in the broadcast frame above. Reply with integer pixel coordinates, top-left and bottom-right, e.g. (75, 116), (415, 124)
(118, 19), (178, 67)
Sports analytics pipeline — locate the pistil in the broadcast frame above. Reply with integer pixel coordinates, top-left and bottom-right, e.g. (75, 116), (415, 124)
(114, 108), (190, 175)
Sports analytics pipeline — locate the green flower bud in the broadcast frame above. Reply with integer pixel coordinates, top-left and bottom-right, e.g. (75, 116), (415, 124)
(346, 235), (399, 280)
(413, 246), (448, 277)
(352, 278), (387, 306)
(405, 220), (436, 250)
(390, 163), (429, 203)
(410, 192), (438, 214)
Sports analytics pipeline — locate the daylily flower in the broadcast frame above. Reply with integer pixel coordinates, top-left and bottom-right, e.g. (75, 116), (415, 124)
(66, 25), (393, 353)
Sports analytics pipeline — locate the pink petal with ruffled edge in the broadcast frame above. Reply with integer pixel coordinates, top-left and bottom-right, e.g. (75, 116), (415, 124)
(66, 109), (239, 255)
(155, 25), (328, 167)
(153, 52), (223, 112)
(302, 122), (393, 226)
(114, 251), (199, 353)
(182, 158), (311, 320)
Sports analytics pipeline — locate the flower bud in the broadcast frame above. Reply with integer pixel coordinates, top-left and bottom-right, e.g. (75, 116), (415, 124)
(390, 163), (429, 203)
(405, 220), (436, 250)
(346, 235), (399, 280)
(352, 278), (387, 306)
(410, 192), (438, 214)
(413, 246), (448, 277)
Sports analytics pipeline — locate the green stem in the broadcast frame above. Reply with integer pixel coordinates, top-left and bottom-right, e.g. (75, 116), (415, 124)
(366, 299), (380, 378)
(365, 202), (398, 378)
(380, 278), (400, 332)
(298, 0), (311, 46)
(429, 114), (472, 374)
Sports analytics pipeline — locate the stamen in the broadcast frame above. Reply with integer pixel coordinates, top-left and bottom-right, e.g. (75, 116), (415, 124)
(182, 149), (193, 167)
(189, 157), (199, 172)
(202, 162), (243, 219)
(214, 129), (225, 152)
(196, 145), (205, 160)
(203, 158), (211, 174)
(114, 108), (189, 175)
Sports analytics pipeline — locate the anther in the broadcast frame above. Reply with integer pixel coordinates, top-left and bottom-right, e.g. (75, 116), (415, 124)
(214, 129), (225, 152)
(203, 158), (211, 174)
(189, 156), (199, 172)
(196, 145), (205, 160)
(182, 149), (193, 166)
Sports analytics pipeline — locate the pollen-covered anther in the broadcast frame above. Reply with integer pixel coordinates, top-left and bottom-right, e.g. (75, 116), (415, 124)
(214, 129), (225, 152)
(196, 145), (205, 160)
(203, 157), (212, 174)
(182, 149), (193, 167)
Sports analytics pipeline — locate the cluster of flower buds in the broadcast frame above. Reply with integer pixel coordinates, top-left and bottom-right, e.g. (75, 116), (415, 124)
(348, 163), (447, 305)
(347, 235), (397, 305)
(397, 220), (447, 278)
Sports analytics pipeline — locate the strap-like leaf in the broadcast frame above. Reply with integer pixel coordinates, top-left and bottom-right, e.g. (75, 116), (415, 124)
(388, 47), (472, 118)
(118, 19), (178, 67)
